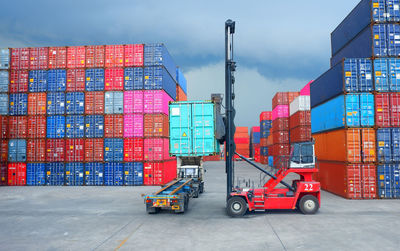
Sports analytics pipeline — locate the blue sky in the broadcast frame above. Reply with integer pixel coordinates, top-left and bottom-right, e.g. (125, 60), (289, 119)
(0, 0), (360, 127)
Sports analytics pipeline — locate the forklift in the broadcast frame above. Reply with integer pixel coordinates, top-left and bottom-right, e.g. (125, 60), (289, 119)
(224, 20), (321, 217)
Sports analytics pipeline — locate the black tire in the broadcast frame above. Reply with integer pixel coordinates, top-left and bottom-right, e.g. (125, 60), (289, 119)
(299, 195), (319, 215)
(226, 197), (247, 217)
(199, 183), (204, 194)
(184, 196), (189, 212)
(193, 189), (199, 198)
(146, 204), (159, 214)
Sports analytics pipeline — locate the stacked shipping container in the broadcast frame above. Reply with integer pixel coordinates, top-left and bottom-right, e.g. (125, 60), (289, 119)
(250, 126), (260, 162)
(234, 127), (250, 158)
(259, 112), (272, 164)
(0, 43), (187, 186)
(289, 83), (312, 144)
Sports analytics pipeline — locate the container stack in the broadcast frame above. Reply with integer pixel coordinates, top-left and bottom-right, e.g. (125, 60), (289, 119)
(259, 111), (272, 164)
(234, 127), (250, 159)
(0, 48), (9, 185)
(0, 43), (186, 187)
(271, 92), (299, 168)
(250, 126), (260, 162)
(311, 0), (400, 199)
(289, 82), (312, 143)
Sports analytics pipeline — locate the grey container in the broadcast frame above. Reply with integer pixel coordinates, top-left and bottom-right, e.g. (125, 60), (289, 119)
(0, 48), (9, 69)
(0, 71), (9, 92)
(0, 94), (8, 115)
(8, 139), (27, 162)
(104, 91), (123, 114)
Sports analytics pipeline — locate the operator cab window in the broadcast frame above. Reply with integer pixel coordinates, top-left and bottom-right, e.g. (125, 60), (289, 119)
(291, 143), (313, 164)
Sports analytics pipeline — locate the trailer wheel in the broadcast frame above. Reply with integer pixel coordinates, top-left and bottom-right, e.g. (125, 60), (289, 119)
(193, 189), (199, 198)
(184, 196), (189, 212)
(299, 195), (319, 215)
(227, 197), (247, 217)
(146, 204), (160, 214)
(199, 183), (204, 194)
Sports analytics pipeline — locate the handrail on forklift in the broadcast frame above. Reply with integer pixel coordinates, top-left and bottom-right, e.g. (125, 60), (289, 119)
(235, 152), (295, 192)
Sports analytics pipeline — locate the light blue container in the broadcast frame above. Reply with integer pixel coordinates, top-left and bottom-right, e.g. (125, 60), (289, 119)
(0, 94), (8, 115)
(389, 58), (400, 91)
(176, 67), (187, 94)
(374, 58), (389, 91)
(268, 156), (274, 167)
(0, 48), (10, 69)
(105, 91), (123, 114)
(0, 71), (9, 92)
(8, 139), (26, 162)
(169, 101), (219, 156)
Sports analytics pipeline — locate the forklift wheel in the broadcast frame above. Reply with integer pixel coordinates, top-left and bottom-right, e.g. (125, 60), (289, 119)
(299, 195), (319, 215)
(227, 197), (247, 217)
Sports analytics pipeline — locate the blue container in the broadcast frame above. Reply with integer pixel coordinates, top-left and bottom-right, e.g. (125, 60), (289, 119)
(104, 91), (123, 114)
(85, 115), (104, 138)
(359, 93), (375, 126)
(104, 162), (123, 186)
(261, 147), (268, 156)
(46, 163), (65, 186)
(0, 94), (8, 115)
(65, 163), (84, 186)
(47, 69), (66, 92)
(252, 132), (260, 144)
(260, 120), (272, 138)
(0, 70), (9, 92)
(124, 162), (143, 186)
(29, 70), (47, 92)
(310, 58), (373, 108)
(169, 101), (220, 156)
(85, 163), (104, 186)
(66, 115), (85, 138)
(124, 68), (144, 90)
(47, 92), (66, 115)
(377, 128), (392, 163)
(392, 128), (400, 162)
(144, 66), (177, 100)
(388, 24), (400, 56)
(331, 24), (391, 66)
(26, 163), (46, 186)
(389, 58), (400, 91)
(387, 0), (400, 21)
(144, 43), (177, 81)
(268, 156), (274, 167)
(374, 58), (389, 91)
(66, 92), (85, 115)
(47, 115), (65, 138)
(104, 138), (124, 162)
(0, 48), (10, 69)
(9, 93), (27, 115)
(331, 0), (387, 56)
(176, 68), (187, 94)
(377, 164), (400, 198)
(85, 68), (104, 91)
(8, 139), (26, 162)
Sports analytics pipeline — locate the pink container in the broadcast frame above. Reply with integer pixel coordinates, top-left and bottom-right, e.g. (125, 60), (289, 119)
(144, 90), (172, 114)
(124, 91), (144, 114)
(300, 80), (313, 96)
(123, 114), (143, 137)
(144, 138), (170, 161)
(272, 105), (289, 120)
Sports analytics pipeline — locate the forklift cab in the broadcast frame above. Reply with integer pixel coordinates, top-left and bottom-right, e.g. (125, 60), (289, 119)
(290, 142), (316, 169)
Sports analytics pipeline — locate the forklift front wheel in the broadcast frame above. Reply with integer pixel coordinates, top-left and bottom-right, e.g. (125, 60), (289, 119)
(299, 195), (319, 215)
(227, 197), (247, 217)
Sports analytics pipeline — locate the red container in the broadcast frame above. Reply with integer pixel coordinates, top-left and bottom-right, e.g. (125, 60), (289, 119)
(105, 45), (124, 67)
(65, 139), (84, 162)
(66, 69), (86, 91)
(290, 126), (312, 143)
(27, 139), (46, 162)
(124, 44), (144, 67)
(0, 163), (7, 186)
(48, 47), (67, 69)
(86, 45), (105, 68)
(104, 115), (123, 138)
(272, 118), (289, 132)
(67, 46), (86, 68)
(7, 163), (26, 186)
(390, 93), (400, 126)
(85, 92), (105, 114)
(8, 116), (27, 138)
(124, 138), (144, 161)
(260, 155), (268, 165)
(46, 139), (65, 162)
(85, 139), (104, 162)
(144, 138), (170, 161)
(234, 138), (250, 144)
(28, 93), (47, 115)
(260, 111), (272, 121)
(11, 48), (30, 70)
(272, 92), (289, 109)
(203, 155), (221, 161)
(288, 92), (300, 104)
(375, 93), (390, 127)
(144, 114), (169, 137)
(260, 138), (268, 147)
(9, 70), (29, 93)
(105, 68), (124, 91)
(362, 165), (377, 199)
(289, 111), (311, 129)
(0, 139), (8, 162)
(0, 116), (7, 139)
(272, 144), (290, 156)
(29, 47), (48, 69)
(27, 115), (46, 138)
(143, 160), (177, 186)
(273, 131), (289, 144)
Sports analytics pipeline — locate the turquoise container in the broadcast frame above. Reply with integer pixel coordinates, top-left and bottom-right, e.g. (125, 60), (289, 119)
(169, 101), (220, 156)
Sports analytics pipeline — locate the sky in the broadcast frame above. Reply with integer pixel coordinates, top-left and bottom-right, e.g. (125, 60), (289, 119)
(0, 0), (360, 127)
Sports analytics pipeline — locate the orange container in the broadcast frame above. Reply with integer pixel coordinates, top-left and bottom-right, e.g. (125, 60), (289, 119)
(235, 127), (248, 133)
(361, 129), (376, 163)
(234, 133), (249, 139)
(267, 135), (273, 146)
(176, 85), (187, 101)
(144, 114), (169, 137)
(260, 138), (268, 147)
(313, 129), (361, 162)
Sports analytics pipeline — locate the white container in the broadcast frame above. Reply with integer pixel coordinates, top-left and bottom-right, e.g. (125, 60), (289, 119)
(290, 95), (310, 116)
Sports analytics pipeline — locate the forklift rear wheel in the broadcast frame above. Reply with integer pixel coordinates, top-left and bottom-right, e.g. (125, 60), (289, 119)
(227, 197), (247, 217)
(299, 195), (319, 215)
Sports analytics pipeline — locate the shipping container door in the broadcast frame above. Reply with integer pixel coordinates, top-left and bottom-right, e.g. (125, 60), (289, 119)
(374, 58), (389, 92)
(169, 103), (192, 155)
(387, 24), (400, 56)
(143, 163), (153, 185)
(48, 70), (66, 92)
(388, 58), (400, 91)
(393, 164), (400, 198)
(66, 92), (84, 115)
(360, 93), (375, 126)
(0, 71), (9, 92)
(391, 128), (400, 162)
(66, 69), (85, 91)
(343, 59), (358, 92)
(85, 69), (104, 91)
(192, 102), (215, 155)
(114, 163), (123, 185)
(358, 59), (373, 91)
(95, 164), (104, 185)
(123, 163), (134, 185)
(377, 129), (392, 163)
(28, 70), (47, 92)
(375, 93), (391, 127)
(390, 93), (400, 126)
(10, 70), (29, 93)
(133, 162), (143, 185)
(374, 24), (388, 56)
(345, 94), (360, 127)
(378, 165), (393, 198)
(104, 163), (114, 186)
(387, 0), (400, 21)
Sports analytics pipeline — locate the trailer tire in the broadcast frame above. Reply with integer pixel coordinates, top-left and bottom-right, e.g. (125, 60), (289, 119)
(193, 189), (199, 198)
(299, 195), (319, 215)
(227, 197), (247, 217)
(199, 183), (204, 194)
(146, 204), (159, 214)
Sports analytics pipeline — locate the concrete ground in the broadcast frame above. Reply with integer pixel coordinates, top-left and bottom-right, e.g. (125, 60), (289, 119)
(0, 161), (399, 251)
